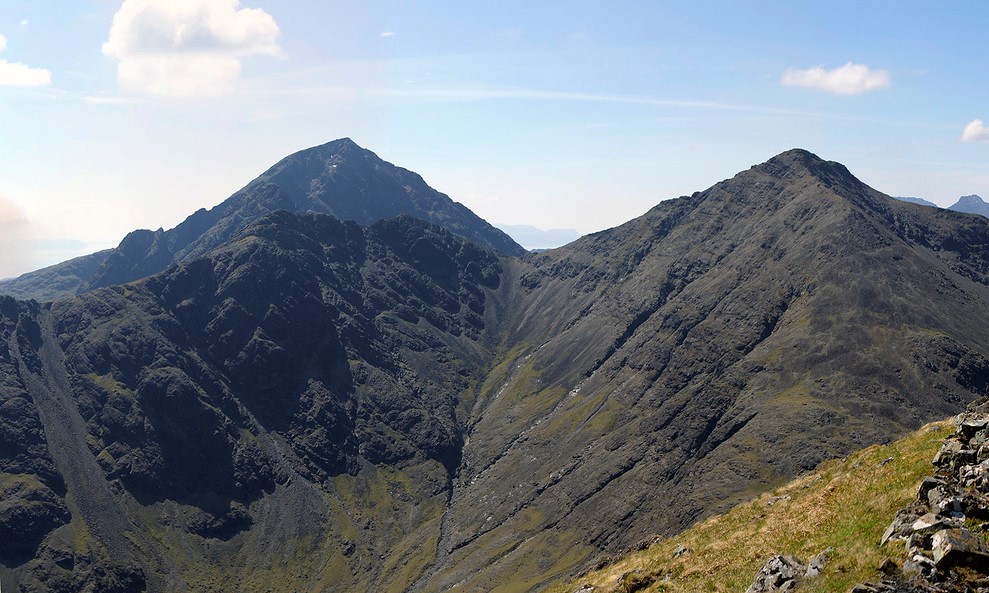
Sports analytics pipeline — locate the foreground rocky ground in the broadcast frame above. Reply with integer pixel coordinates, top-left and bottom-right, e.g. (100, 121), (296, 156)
(745, 398), (989, 593)
(858, 397), (989, 592)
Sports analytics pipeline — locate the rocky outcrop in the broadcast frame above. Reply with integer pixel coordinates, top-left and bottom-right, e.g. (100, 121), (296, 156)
(861, 398), (989, 592)
(746, 555), (806, 593)
(744, 549), (832, 593)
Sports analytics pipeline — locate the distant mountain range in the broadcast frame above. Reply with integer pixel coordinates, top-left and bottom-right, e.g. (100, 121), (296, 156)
(893, 193), (989, 215)
(4, 144), (989, 592)
(893, 196), (938, 207)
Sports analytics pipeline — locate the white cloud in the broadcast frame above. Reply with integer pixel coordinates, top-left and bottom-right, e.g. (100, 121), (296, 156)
(961, 119), (989, 143)
(19, 20), (28, 29)
(0, 59), (52, 86)
(0, 33), (51, 86)
(781, 62), (890, 95)
(379, 31), (395, 38)
(102, 0), (281, 98)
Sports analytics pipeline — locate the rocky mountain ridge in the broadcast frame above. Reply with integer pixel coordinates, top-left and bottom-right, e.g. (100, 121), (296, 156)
(3, 148), (989, 591)
(0, 138), (523, 302)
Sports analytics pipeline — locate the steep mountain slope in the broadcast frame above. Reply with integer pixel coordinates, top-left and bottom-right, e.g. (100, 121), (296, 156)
(544, 418), (954, 593)
(949, 194), (989, 217)
(411, 150), (989, 591)
(0, 138), (523, 302)
(3, 149), (989, 592)
(1, 213), (508, 592)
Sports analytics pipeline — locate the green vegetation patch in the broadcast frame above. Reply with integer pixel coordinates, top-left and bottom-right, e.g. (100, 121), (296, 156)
(546, 420), (952, 593)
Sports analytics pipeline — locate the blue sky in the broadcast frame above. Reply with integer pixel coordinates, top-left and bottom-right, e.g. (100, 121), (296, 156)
(0, 1), (987, 277)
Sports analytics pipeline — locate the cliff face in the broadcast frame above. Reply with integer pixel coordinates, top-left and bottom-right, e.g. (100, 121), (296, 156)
(3, 150), (989, 592)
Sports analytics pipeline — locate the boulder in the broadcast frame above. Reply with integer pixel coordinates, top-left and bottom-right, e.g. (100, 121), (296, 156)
(804, 548), (832, 577)
(880, 509), (922, 545)
(958, 416), (989, 439)
(916, 477), (945, 502)
(930, 528), (989, 569)
(746, 555), (805, 593)
(933, 440), (977, 470)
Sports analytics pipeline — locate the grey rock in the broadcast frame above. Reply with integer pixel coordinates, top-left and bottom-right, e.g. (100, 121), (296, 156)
(766, 494), (791, 506)
(931, 528), (989, 568)
(933, 440), (977, 469)
(805, 548), (832, 577)
(901, 559), (929, 577)
(746, 555), (806, 593)
(911, 512), (961, 534)
(917, 477), (945, 502)
(881, 509), (921, 545)
(959, 416), (989, 439)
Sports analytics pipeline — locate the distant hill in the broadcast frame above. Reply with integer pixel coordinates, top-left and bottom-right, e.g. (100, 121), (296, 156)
(0, 249), (112, 300)
(893, 196), (938, 208)
(0, 138), (524, 301)
(949, 194), (989, 217)
(495, 223), (582, 250)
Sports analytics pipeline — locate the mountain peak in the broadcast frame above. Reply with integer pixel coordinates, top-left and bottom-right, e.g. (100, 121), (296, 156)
(957, 194), (986, 205)
(758, 148), (853, 181)
(949, 194), (989, 217)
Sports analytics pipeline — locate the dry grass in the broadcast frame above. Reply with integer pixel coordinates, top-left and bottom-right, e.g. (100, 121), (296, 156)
(545, 420), (952, 593)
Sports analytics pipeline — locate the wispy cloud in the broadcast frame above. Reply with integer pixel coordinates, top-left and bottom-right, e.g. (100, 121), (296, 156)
(82, 95), (145, 105)
(0, 34), (6, 52)
(102, 0), (281, 98)
(782, 62), (890, 95)
(379, 31), (395, 38)
(242, 82), (922, 126)
(961, 119), (989, 143)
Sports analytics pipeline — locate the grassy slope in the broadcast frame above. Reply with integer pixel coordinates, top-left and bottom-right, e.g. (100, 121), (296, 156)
(545, 419), (952, 593)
